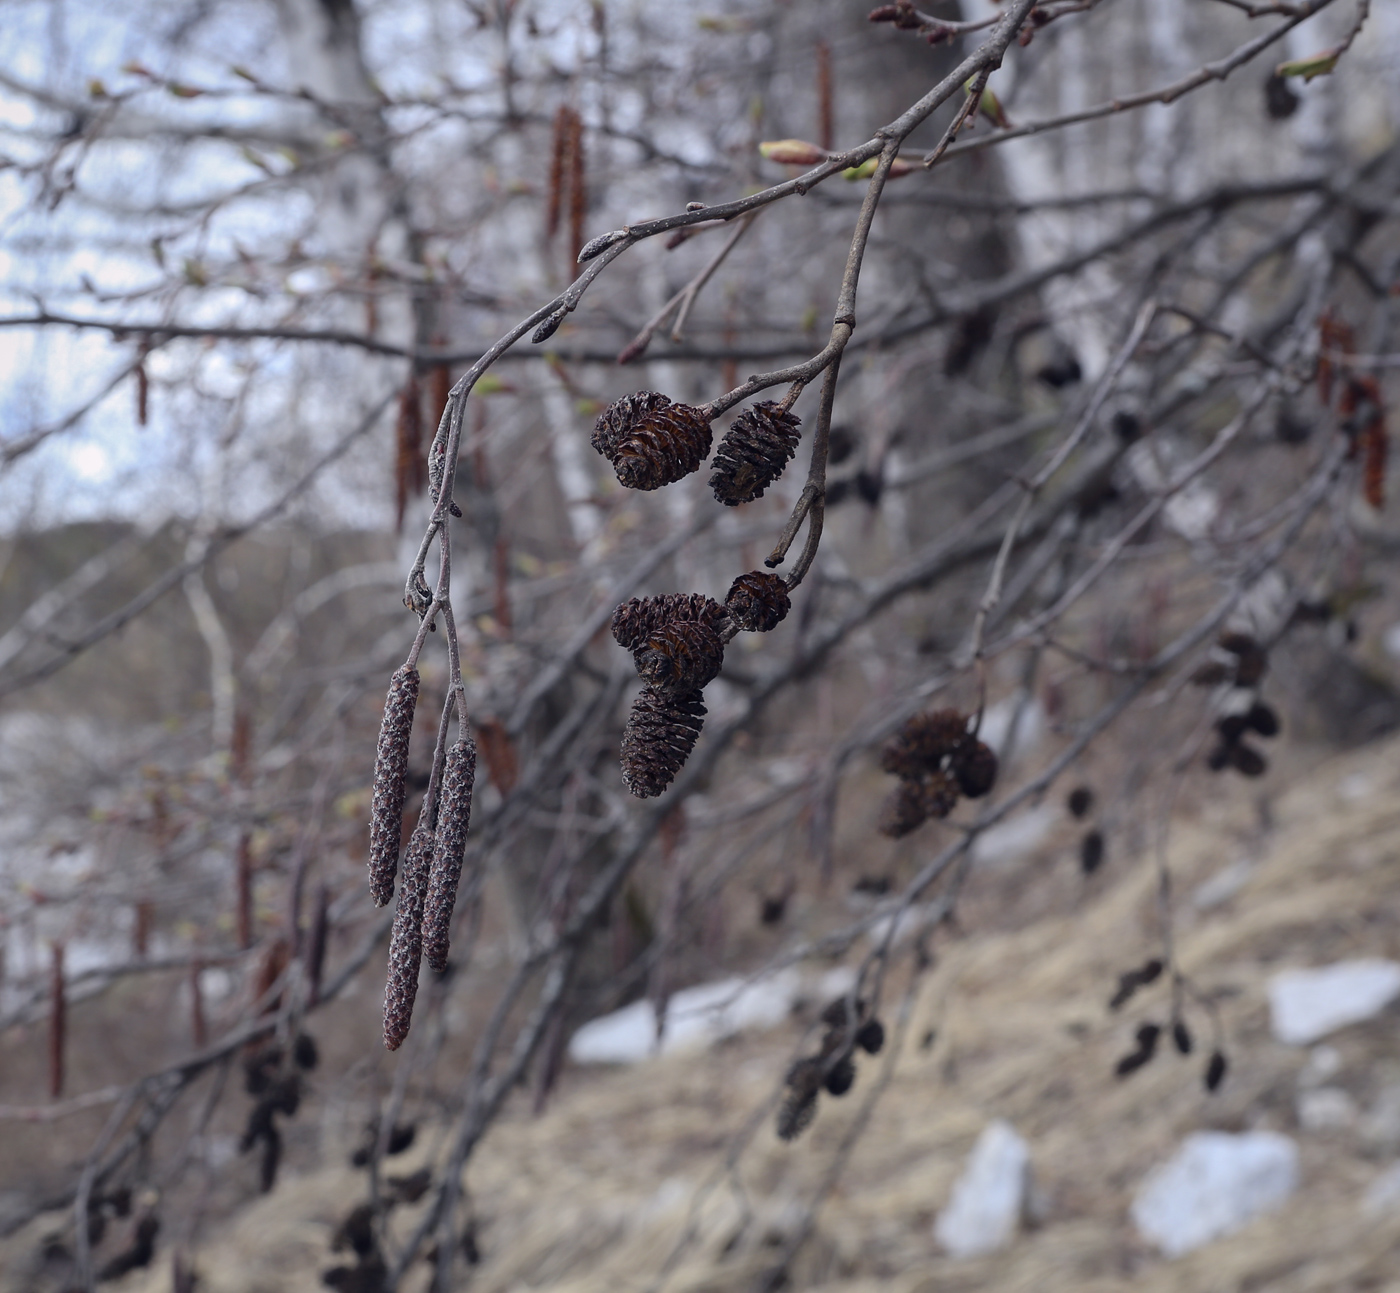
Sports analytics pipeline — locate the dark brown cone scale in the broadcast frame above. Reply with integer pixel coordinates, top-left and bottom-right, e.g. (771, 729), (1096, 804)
(879, 708), (969, 780)
(725, 571), (791, 633)
(709, 401), (802, 505)
(591, 391), (712, 491)
(879, 780), (927, 838)
(878, 770), (958, 838)
(620, 687), (706, 798)
(611, 593), (726, 652)
(384, 826), (433, 1051)
(952, 740), (998, 799)
(422, 739), (477, 974)
(635, 620), (725, 695)
(369, 666), (419, 907)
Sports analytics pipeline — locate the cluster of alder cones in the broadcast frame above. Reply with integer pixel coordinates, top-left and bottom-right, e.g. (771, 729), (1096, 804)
(1109, 957), (1228, 1093)
(612, 571), (791, 797)
(367, 665), (478, 1049)
(591, 391), (802, 504)
(592, 391), (809, 793)
(778, 997), (886, 1141)
(877, 707), (998, 837)
(1189, 631), (1280, 778)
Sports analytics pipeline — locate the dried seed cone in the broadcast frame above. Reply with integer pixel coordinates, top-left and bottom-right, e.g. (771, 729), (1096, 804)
(879, 709), (969, 780)
(620, 687), (706, 798)
(777, 1057), (824, 1142)
(591, 391), (712, 491)
(369, 666), (420, 907)
(611, 593), (726, 652)
(635, 620), (725, 694)
(725, 571), (791, 633)
(952, 739), (998, 799)
(856, 1018), (885, 1055)
(776, 1085), (819, 1141)
(422, 739), (477, 974)
(709, 401), (802, 505)
(824, 1056), (856, 1097)
(922, 770), (960, 819)
(384, 826), (434, 1051)
(878, 771), (958, 838)
(879, 780), (928, 838)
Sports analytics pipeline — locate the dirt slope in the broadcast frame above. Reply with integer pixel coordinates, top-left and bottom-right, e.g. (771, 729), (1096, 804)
(10, 733), (1400, 1293)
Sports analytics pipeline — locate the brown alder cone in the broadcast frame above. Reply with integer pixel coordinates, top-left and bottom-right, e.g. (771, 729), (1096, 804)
(369, 666), (419, 907)
(591, 391), (712, 491)
(709, 401), (802, 505)
(634, 620), (725, 695)
(611, 593), (725, 652)
(620, 687), (706, 798)
(951, 739), (998, 799)
(1218, 632), (1268, 686)
(777, 1057), (824, 1141)
(879, 708), (968, 780)
(724, 570), (791, 632)
(384, 826), (434, 1051)
(878, 771), (959, 837)
(422, 738), (478, 974)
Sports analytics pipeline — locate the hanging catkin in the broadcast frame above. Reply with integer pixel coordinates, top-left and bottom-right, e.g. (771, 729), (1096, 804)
(383, 826), (434, 1051)
(369, 666), (419, 907)
(591, 391), (712, 491)
(422, 738), (477, 974)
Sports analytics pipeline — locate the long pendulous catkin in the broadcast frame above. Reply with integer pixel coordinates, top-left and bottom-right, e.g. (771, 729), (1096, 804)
(369, 666), (419, 907)
(383, 826), (434, 1051)
(422, 739), (477, 974)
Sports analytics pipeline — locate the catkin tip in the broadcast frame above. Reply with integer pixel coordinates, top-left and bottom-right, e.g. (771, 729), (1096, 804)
(384, 826), (433, 1051)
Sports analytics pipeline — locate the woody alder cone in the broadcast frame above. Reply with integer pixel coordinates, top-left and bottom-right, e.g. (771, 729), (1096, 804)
(384, 826), (433, 1051)
(592, 391), (712, 491)
(611, 593), (726, 652)
(620, 687), (706, 798)
(368, 666), (419, 907)
(952, 739), (998, 799)
(879, 708), (969, 780)
(878, 771), (958, 838)
(422, 738), (477, 974)
(725, 571), (791, 632)
(635, 620), (725, 694)
(710, 401), (802, 505)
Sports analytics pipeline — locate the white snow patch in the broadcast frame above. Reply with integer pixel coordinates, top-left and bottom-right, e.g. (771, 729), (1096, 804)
(1268, 961), (1400, 1045)
(971, 804), (1057, 869)
(1297, 1086), (1357, 1132)
(866, 903), (940, 950)
(1131, 1131), (1299, 1257)
(1192, 859), (1255, 910)
(569, 969), (802, 1065)
(934, 1120), (1030, 1258)
(977, 693), (1046, 764)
